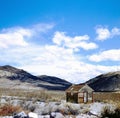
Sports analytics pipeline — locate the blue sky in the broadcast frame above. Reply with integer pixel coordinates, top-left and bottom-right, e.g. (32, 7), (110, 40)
(0, 0), (120, 83)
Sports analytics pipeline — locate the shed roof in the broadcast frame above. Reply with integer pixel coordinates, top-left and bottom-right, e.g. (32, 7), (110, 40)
(66, 83), (85, 92)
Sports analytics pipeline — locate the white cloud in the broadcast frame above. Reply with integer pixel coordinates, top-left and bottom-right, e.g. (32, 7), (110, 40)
(96, 27), (110, 40)
(111, 27), (120, 36)
(0, 27), (30, 48)
(53, 31), (70, 45)
(32, 23), (54, 33)
(89, 49), (120, 62)
(53, 31), (98, 51)
(67, 41), (98, 50)
(96, 26), (120, 41)
(0, 23), (54, 48)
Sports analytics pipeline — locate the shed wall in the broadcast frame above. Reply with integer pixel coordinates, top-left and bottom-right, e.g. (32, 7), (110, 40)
(66, 92), (78, 103)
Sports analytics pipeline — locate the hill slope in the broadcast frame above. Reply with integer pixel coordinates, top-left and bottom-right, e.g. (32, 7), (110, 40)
(86, 71), (120, 91)
(0, 65), (71, 91)
(37, 75), (72, 90)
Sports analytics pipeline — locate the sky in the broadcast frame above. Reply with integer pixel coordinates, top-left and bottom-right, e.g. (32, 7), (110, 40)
(0, 0), (120, 83)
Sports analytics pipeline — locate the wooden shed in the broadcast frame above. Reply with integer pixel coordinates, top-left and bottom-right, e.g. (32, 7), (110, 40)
(66, 84), (94, 103)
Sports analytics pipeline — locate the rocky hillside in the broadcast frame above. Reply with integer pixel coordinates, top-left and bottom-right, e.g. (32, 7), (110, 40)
(0, 65), (71, 90)
(86, 71), (120, 92)
(37, 75), (72, 90)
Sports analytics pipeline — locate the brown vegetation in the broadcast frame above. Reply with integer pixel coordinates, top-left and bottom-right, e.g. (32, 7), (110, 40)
(0, 104), (22, 116)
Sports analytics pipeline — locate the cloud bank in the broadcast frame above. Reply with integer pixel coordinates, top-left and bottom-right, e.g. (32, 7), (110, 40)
(0, 23), (120, 83)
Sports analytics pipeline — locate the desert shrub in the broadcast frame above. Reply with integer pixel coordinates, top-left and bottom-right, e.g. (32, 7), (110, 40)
(0, 104), (22, 116)
(101, 106), (120, 118)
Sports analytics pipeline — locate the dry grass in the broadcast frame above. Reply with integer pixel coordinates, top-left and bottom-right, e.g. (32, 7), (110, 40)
(0, 88), (65, 102)
(93, 92), (120, 102)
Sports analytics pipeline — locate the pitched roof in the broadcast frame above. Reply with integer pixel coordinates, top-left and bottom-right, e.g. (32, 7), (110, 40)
(66, 83), (85, 92)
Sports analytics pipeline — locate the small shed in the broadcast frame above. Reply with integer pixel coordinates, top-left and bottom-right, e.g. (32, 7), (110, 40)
(66, 84), (94, 103)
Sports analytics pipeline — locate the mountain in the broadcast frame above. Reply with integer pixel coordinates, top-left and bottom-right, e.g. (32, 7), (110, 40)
(37, 75), (72, 90)
(0, 65), (71, 91)
(86, 71), (120, 92)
